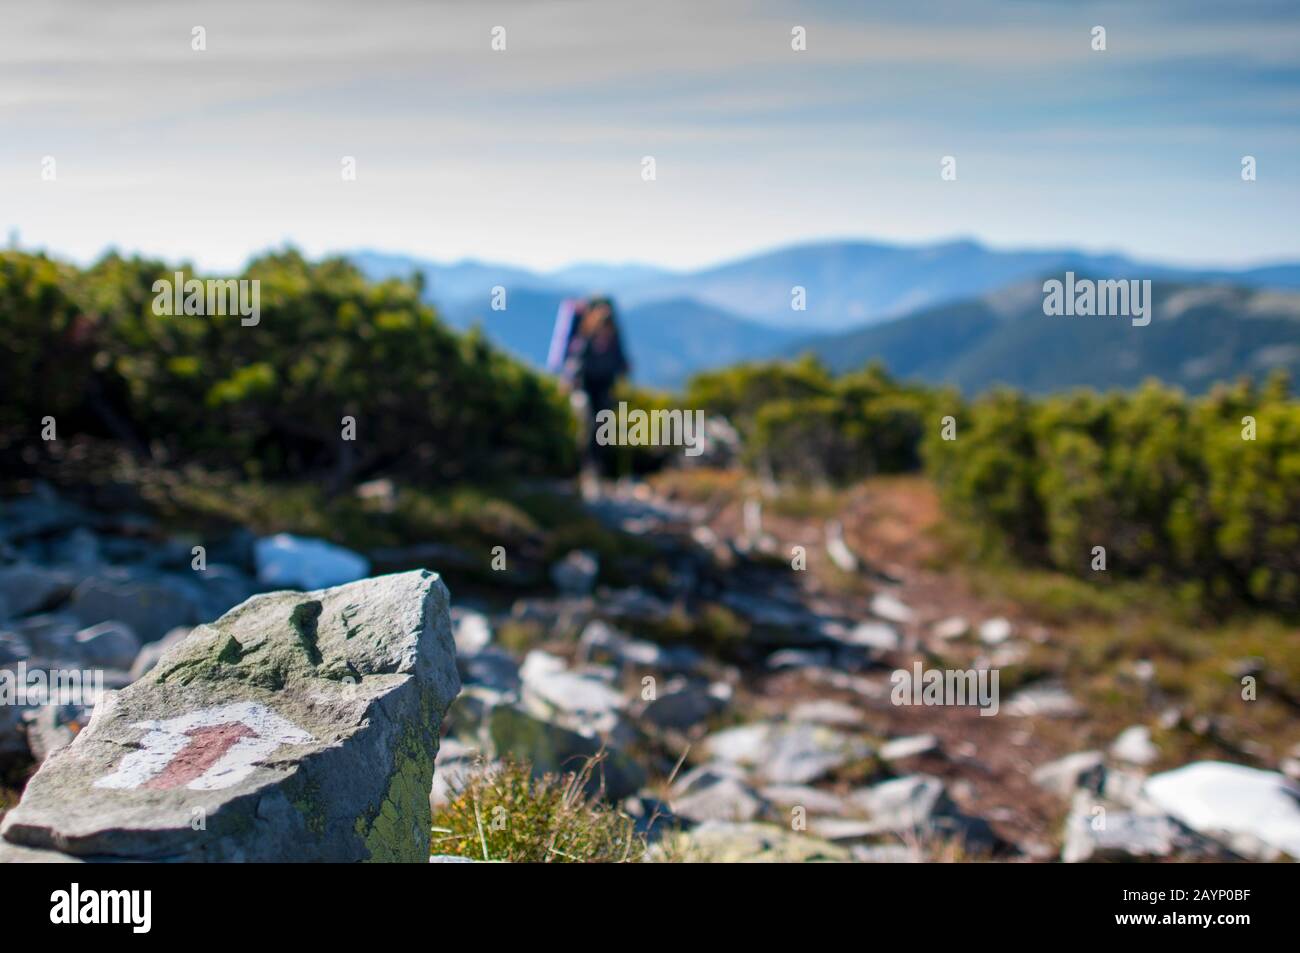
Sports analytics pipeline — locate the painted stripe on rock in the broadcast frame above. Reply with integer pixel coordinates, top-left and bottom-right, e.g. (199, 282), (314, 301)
(94, 701), (315, 792)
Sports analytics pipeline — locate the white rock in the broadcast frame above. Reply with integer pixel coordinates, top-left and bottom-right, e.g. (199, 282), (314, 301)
(253, 534), (368, 590)
(843, 622), (900, 652)
(452, 609), (492, 656)
(879, 734), (940, 762)
(1144, 761), (1300, 860)
(788, 699), (864, 727)
(931, 616), (969, 641)
(1110, 725), (1159, 766)
(870, 593), (914, 625)
(978, 617), (1013, 645)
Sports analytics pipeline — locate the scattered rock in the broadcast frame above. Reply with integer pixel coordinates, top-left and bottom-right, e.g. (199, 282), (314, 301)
(851, 843), (918, 863)
(12, 613), (80, 659)
(1061, 792), (1203, 863)
(72, 621), (141, 670)
(788, 699), (864, 727)
(457, 647), (522, 694)
(0, 631), (32, 665)
(848, 774), (998, 853)
(0, 569), (459, 862)
(879, 734), (941, 762)
(486, 704), (644, 801)
(931, 616), (969, 641)
(253, 534), (369, 591)
(1032, 750), (1106, 799)
(978, 617), (1013, 645)
(839, 621), (900, 652)
(1110, 725), (1159, 766)
(550, 550), (598, 595)
(579, 619), (702, 674)
(637, 677), (730, 732)
(654, 820), (850, 862)
(704, 721), (872, 785)
(759, 784), (848, 816)
(672, 774), (765, 824)
(0, 564), (76, 618)
(824, 521), (859, 574)
(68, 571), (203, 643)
(1144, 761), (1300, 861)
(520, 650), (625, 721)
(869, 592), (914, 625)
(451, 608), (493, 656)
(1004, 681), (1084, 718)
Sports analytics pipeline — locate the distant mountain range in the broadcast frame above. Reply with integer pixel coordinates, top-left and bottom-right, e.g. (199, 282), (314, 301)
(351, 240), (1300, 392)
(798, 277), (1300, 395)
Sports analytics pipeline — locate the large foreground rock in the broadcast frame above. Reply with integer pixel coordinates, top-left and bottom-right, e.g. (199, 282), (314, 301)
(0, 570), (459, 862)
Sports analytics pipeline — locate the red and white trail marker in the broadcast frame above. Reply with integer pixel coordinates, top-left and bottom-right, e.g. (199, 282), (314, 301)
(94, 701), (314, 792)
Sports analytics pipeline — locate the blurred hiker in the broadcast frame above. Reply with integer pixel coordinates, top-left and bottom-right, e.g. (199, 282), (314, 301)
(546, 298), (584, 379)
(567, 296), (630, 485)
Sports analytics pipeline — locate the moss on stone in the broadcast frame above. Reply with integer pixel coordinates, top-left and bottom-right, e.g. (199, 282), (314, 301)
(356, 722), (434, 863)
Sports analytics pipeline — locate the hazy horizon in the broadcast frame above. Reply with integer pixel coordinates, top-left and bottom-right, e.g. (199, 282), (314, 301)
(4, 0), (1299, 273)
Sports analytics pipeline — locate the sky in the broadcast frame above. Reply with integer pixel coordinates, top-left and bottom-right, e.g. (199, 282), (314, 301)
(2, 0), (1298, 273)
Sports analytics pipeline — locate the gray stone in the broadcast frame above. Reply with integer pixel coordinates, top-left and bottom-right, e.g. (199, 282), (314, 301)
(840, 622), (900, 652)
(12, 613), (80, 659)
(1032, 750), (1106, 799)
(128, 627), (193, 681)
(849, 774), (998, 853)
(550, 549), (598, 595)
(457, 647), (521, 694)
(72, 621), (142, 670)
(0, 570), (460, 862)
(637, 677), (729, 732)
(520, 650), (625, 720)
(869, 592), (915, 624)
(672, 774), (765, 824)
(1004, 681), (1084, 718)
(931, 616), (970, 641)
(0, 630), (32, 665)
(1061, 792), (1225, 863)
(787, 699), (864, 727)
(428, 737), (480, 810)
(1110, 725), (1159, 766)
(652, 821), (850, 863)
(879, 734), (941, 762)
(486, 703), (644, 800)
(851, 843), (919, 863)
(68, 570), (204, 643)
(47, 528), (102, 569)
(763, 723), (872, 784)
(0, 490), (91, 542)
(758, 784), (848, 816)
(579, 619), (701, 674)
(704, 721), (872, 785)
(0, 564), (77, 617)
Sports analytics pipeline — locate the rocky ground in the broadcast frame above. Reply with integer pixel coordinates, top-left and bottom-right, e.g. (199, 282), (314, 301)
(2, 472), (1299, 862)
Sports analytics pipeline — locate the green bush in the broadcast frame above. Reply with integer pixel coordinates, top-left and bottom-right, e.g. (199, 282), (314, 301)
(687, 357), (932, 484)
(1, 249), (577, 485)
(925, 375), (1300, 613)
